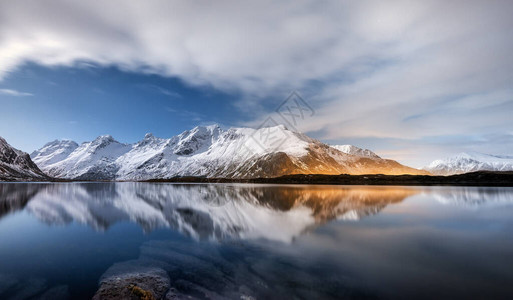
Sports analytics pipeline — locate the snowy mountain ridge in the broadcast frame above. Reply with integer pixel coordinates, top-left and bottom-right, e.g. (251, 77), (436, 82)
(424, 151), (513, 175)
(31, 124), (428, 180)
(331, 145), (380, 159)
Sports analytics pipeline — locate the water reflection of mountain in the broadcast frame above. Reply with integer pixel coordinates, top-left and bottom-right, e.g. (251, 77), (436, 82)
(0, 183), (416, 242)
(430, 187), (513, 206)
(0, 183), (44, 218)
(3, 183), (512, 242)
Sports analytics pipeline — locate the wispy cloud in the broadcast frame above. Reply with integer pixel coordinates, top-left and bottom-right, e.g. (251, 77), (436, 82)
(136, 84), (182, 99)
(0, 88), (33, 97)
(166, 107), (202, 121)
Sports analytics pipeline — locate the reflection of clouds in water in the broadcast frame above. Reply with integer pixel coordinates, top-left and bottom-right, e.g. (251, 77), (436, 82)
(293, 214), (513, 300)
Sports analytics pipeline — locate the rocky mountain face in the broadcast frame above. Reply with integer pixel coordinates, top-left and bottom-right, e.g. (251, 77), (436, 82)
(0, 136), (49, 181)
(425, 152), (513, 175)
(31, 124), (428, 180)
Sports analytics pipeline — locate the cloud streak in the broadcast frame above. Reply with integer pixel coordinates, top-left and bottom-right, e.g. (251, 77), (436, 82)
(0, 0), (512, 165)
(0, 88), (33, 97)
(136, 84), (182, 99)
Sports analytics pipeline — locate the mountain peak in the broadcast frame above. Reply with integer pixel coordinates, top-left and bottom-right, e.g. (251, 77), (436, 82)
(31, 139), (79, 162)
(93, 134), (115, 142)
(42, 139), (79, 148)
(89, 135), (120, 149)
(331, 144), (380, 159)
(204, 124), (221, 131)
(255, 124), (289, 132)
(190, 124), (221, 135)
(174, 125), (221, 156)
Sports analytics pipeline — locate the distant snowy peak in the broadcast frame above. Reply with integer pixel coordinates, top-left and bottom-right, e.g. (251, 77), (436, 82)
(32, 124), (427, 180)
(331, 145), (380, 159)
(425, 152), (513, 175)
(0, 136), (48, 181)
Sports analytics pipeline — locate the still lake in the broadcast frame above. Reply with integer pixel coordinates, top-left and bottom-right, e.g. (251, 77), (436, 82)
(1, 182), (513, 299)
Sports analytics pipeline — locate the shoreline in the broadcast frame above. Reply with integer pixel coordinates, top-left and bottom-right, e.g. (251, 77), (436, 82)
(4, 171), (512, 187)
(145, 171), (513, 187)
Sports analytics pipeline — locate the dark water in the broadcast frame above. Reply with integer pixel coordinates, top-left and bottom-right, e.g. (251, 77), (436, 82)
(1, 183), (513, 299)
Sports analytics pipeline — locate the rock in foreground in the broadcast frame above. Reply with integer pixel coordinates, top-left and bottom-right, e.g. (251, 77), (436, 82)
(93, 261), (172, 300)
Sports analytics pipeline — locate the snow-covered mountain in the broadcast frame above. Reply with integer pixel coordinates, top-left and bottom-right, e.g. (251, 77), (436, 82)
(331, 145), (381, 159)
(0, 136), (48, 181)
(424, 152), (513, 175)
(31, 124), (428, 180)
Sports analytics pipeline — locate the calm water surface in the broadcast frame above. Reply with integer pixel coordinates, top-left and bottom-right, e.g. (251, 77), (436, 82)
(1, 183), (513, 299)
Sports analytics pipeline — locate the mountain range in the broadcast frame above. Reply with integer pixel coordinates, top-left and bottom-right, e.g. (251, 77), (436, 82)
(28, 124), (428, 180)
(3, 124), (511, 181)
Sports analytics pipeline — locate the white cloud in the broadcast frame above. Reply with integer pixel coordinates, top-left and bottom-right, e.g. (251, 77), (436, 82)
(0, 0), (512, 165)
(0, 88), (33, 97)
(0, 0), (432, 93)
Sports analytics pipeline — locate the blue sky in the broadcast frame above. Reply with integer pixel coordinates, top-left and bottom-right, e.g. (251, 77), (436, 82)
(0, 63), (243, 150)
(1, 0), (512, 167)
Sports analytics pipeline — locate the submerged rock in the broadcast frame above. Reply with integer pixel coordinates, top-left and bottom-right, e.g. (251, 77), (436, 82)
(93, 239), (378, 299)
(92, 260), (170, 300)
